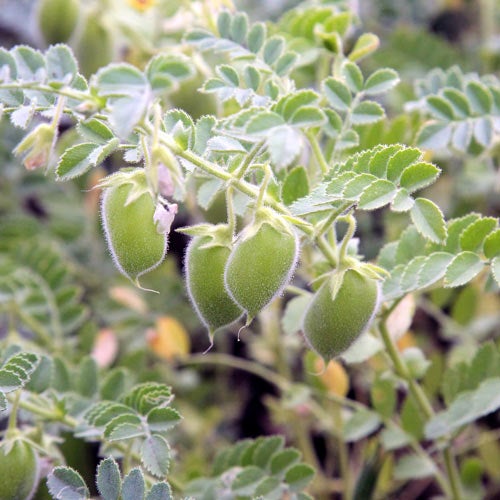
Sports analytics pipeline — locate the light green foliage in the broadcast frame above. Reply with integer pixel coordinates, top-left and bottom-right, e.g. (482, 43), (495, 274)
(0, 2), (499, 499)
(185, 436), (314, 499)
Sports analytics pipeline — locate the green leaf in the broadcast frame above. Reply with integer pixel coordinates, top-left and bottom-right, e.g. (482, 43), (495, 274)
(416, 121), (452, 150)
(401, 395), (425, 439)
(47, 466), (90, 500)
(147, 407), (182, 432)
(100, 368), (127, 401)
(369, 144), (402, 177)
(342, 62), (363, 92)
(146, 483), (172, 500)
(246, 111), (285, 134)
(473, 117), (493, 147)
(399, 162), (440, 193)
(426, 96), (455, 120)
(266, 125), (302, 169)
(343, 410), (381, 442)
(231, 466), (265, 496)
(0, 392), (6, 412)
(387, 148), (421, 183)
(492, 257), (500, 287)
(96, 63), (148, 97)
(77, 118), (114, 144)
(426, 378), (500, 439)
(445, 214), (482, 253)
(417, 252), (454, 289)
(46, 45), (78, 83)
(444, 252), (484, 287)
(217, 65), (239, 87)
(0, 352), (39, 393)
(230, 12), (249, 45)
(141, 435), (170, 478)
(97, 457), (121, 500)
(351, 101), (385, 125)
(443, 88), (470, 117)
(358, 179), (396, 210)
(77, 356), (98, 398)
(410, 198), (447, 243)
(122, 469), (145, 500)
(247, 22), (266, 53)
(391, 188), (415, 212)
(284, 464), (315, 492)
(371, 378), (396, 418)
(381, 427), (411, 451)
(25, 355), (52, 393)
(253, 435), (284, 469)
(363, 68), (399, 95)
(394, 454), (436, 480)
(341, 333), (384, 364)
(348, 33), (379, 62)
(275, 51), (298, 76)
(277, 90), (319, 120)
(484, 229), (500, 259)
(217, 11), (231, 38)
(255, 477), (283, 497)
(465, 81), (492, 114)
(323, 77), (352, 111)
(460, 217), (498, 253)
(12, 45), (45, 81)
(146, 54), (192, 94)
(282, 166), (310, 206)
(270, 448), (302, 475)
(263, 36), (285, 65)
(207, 136), (246, 153)
(56, 143), (99, 180)
(290, 107), (326, 127)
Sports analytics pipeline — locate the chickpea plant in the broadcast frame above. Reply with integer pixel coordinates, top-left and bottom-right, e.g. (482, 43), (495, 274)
(0, 1), (499, 499)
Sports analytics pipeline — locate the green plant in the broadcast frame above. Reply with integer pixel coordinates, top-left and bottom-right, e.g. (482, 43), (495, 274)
(0, 1), (499, 499)
(0, 439), (40, 500)
(303, 267), (380, 361)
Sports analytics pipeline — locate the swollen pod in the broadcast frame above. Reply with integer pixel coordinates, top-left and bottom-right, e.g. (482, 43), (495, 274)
(302, 268), (380, 361)
(101, 181), (168, 285)
(185, 233), (243, 337)
(224, 213), (299, 321)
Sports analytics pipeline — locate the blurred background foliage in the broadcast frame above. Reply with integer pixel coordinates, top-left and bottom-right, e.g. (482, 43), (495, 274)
(0, 1), (499, 499)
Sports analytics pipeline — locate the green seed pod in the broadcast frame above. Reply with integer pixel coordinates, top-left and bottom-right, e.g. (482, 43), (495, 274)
(185, 232), (243, 340)
(303, 268), (380, 361)
(224, 213), (299, 322)
(76, 16), (114, 78)
(0, 440), (40, 500)
(38, 0), (79, 45)
(101, 182), (171, 287)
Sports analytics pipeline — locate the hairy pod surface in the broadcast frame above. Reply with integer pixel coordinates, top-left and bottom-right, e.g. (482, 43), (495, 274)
(185, 236), (243, 336)
(224, 220), (299, 321)
(38, 0), (79, 45)
(303, 268), (380, 361)
(101, 183), (167, 284)
(0, 440), (40, 500)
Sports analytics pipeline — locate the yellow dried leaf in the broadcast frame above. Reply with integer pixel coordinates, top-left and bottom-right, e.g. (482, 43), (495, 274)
(314, 358), (349, 397)
(148, 316), (190, 360)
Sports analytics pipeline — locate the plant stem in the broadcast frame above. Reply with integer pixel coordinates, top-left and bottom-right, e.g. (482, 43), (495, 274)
(307, 131), (330, 175)
(6, 390), (21, 434)
(378, 321), (462, 499)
